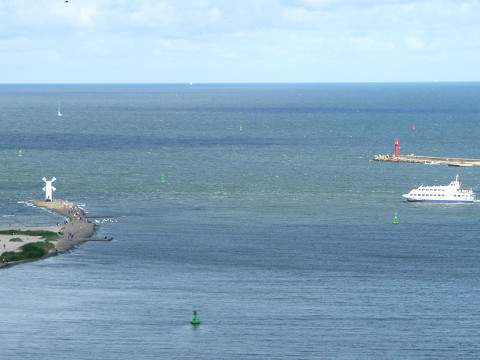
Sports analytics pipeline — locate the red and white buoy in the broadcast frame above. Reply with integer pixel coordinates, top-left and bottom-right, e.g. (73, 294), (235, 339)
(394, 139), (400, 159)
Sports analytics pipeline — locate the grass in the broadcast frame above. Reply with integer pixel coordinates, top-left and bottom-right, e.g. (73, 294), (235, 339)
(1, 241), (54, 262)
(9, 238), (23, 242)
(0, 229), (60, 241)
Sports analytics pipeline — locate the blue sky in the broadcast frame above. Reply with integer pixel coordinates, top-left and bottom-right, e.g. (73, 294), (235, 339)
(0, 0), (479, 83)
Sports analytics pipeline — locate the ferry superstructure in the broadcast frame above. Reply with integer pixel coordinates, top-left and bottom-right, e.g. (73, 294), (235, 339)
(402, 175), (475, 203)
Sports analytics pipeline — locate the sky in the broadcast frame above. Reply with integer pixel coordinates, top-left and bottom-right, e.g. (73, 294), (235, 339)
(0, 0), (479, 83)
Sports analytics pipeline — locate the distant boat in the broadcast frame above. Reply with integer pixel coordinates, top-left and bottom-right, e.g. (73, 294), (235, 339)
(57, 104), (63, 117)
(239, 124), (243, 132)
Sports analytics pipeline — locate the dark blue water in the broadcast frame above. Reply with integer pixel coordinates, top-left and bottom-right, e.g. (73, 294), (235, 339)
(1, 83), (480, 359)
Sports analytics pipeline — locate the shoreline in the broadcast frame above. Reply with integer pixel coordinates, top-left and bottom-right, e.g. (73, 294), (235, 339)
(0, 199), (97, 268)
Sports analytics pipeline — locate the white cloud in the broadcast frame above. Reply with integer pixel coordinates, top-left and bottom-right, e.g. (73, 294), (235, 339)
(282, 6), (316, 22)
(208, 7), (222, 21)
(405, 36), (425, 50)
(0, 0), (479, 82)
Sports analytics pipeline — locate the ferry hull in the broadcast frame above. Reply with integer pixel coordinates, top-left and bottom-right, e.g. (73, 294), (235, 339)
(404, 198), (474, 203)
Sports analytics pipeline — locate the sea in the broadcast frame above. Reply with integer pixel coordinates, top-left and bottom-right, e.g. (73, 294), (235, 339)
(1, 83), (480, 359)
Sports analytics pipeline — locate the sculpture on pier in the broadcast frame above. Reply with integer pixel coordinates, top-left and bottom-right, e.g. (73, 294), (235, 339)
(42, 177), (56, 202)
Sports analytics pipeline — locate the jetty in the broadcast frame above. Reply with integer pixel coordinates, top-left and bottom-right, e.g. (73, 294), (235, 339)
(373, 139), (480, 167)
(0, 178), (112, 269)
(373, 154), (480, 167)
(0, 199), (97, 269)
(33, 199), (96, 251)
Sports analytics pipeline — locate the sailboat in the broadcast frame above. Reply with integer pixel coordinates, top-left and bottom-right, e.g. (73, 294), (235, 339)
(57, 104), (63, 117)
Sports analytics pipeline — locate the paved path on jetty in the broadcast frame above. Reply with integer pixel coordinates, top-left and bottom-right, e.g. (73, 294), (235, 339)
(33, 200), (96, 252)
(373, 154), (480, 166)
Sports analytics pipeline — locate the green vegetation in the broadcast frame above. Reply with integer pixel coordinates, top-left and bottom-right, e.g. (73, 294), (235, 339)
(0, 229), (62, 264)
(0, 229), (60, 241)
(1, 241), (54, 262)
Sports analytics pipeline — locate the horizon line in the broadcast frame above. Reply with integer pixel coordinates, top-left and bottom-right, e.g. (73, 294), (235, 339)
(0, 81), (480, 85)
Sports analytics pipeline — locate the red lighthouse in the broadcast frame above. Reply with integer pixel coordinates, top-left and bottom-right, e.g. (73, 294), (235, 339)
(394, 139), (400, 159)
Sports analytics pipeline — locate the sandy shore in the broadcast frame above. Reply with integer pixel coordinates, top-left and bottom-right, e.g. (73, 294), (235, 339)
(0, 225), (62, 253)
(0, 199), (96, 268)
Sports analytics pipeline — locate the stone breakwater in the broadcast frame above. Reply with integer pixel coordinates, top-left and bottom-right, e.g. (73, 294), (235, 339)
(0, 199), (97, 268)
(33, 199), (96, 252)
(373, 154), (480, 167)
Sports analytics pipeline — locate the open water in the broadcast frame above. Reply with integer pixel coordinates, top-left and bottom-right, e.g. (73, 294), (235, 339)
(1, 83), (480, 359)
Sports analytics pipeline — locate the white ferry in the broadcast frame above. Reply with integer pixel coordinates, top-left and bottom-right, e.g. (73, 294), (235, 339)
(402, 175), (475, 203)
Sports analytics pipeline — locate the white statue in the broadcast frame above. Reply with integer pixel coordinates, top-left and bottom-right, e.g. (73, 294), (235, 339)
(42, 177), (56, 202)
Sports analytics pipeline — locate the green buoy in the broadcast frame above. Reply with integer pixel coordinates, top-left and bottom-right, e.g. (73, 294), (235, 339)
(392, 212), (400, 225)
(191, 310), (201, 326)
(160, 173), (167, 185)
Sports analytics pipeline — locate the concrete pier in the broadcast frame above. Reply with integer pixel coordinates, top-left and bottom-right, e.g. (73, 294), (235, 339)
(373, 154), (480, 167)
